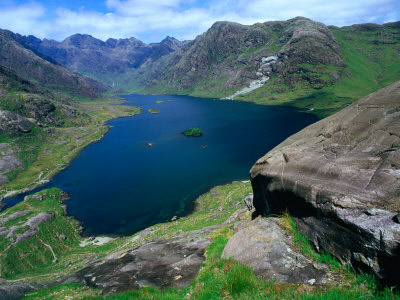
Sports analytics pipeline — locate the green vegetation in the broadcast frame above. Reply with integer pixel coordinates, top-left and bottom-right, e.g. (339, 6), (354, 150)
(182, 128), (203, 137)
(25, 221), (398, 300)
(0, 96), (140, 198)
(0, 181), (252, 283)
(148, 108), (160, 114)
(237, 25), (400, 118)
(1, 179), (392, 299)
(0, 188), (80, 278)
(119, 24), (400, 119)
(24, 283), (102, 299)
(2, 23), (400, 299)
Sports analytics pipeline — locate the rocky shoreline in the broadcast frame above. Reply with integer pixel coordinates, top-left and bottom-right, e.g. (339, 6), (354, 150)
(0, 104), (141, 208)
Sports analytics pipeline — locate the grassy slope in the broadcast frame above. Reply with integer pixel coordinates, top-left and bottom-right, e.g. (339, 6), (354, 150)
(107, 24), (283, 98)
(117, 24), (400, 119)
(237, 25), (400, 118)
(0, 94), (141, 198)
(0, 181), (394, 299)
(0, 188), (80, 278)
(1, 23), (399, 299)
(0, 182), (252, 282)
(16, 182), (396, 299)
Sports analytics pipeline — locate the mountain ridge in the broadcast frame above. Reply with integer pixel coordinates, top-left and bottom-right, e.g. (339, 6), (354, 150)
(16, 32), (189, 85)
(9, 17), (400, 118)
(0, 29), (107, 98)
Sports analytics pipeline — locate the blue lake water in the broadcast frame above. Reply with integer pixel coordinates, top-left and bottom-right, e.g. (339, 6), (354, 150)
(2, 94), (318, 235)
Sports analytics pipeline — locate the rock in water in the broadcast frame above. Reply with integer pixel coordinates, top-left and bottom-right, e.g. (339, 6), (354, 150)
(250, 81), (400, 285)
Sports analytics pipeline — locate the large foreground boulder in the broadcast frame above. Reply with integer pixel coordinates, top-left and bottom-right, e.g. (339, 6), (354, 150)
(250, 81), (400, 285)
(222, 217), (337, 285)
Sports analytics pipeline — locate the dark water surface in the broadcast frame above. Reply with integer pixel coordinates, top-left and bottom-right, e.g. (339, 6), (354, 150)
(3, 94), (318, 235)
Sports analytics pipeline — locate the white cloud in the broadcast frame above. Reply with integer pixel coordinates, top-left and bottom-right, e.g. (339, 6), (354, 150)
(0, 2), (51, 37)
(0, 0), (398, 42)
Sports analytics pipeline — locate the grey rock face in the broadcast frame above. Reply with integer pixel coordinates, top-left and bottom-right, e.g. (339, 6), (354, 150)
(0, 143), (24, 186)
(0, 227), (7, 236)
(0, 284), (38, 300)
(0, 173), (8, 185)
(0, 155), (24, 173)
(250, 81), (400, 285)
(222, 217), (331, 284)
(18, 33), (187, 80)
(60, 235), (210, 294)
(24, 212), (54, 229)
(2, 212), (54, 244)
(0, 110), (33, 134)
(275, 17), (345, 86)
(0, 210), (31, 225)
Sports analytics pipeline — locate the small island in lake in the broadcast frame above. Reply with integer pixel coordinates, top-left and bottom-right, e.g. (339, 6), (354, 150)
(156, 100), (164, 103)
(148, 108), (160, 114)
(182, 128), (203, 137)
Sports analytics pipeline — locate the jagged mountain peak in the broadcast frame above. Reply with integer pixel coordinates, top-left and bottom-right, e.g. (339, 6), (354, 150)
(160, 36), (185, 50)
(0, 28), (107, 97)
(61, 33), (106, 48)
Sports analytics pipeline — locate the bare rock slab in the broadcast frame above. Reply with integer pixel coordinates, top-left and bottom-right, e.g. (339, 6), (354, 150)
(60, 235), (210, 294)
(250, 80), (400, 285)
(0, 110), (32, 134)
(222, 217), (330, 284)
(0, 284), (38, 300)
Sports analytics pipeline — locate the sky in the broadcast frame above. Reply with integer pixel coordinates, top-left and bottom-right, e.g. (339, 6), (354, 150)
(0, 0), (399, 43)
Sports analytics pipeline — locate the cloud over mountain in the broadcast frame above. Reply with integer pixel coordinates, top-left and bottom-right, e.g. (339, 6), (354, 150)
(0, 0), (398, 42)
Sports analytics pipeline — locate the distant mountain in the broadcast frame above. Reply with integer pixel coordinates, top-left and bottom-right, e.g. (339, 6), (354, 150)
(17, 33), (189, 86)
(130, 17), (346, 97)
(0, 29), (107, 98)
(129, 17), (400, 116)
(11, 17), (400, 117)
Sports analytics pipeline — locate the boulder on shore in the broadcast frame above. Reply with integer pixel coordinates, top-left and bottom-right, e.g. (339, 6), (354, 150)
(250, 81), (400, 286)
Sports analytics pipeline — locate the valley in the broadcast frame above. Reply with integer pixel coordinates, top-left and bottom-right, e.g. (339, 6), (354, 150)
(0, 14), (399, 300)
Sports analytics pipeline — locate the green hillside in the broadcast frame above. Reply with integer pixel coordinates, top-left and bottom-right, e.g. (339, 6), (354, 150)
(236, 23), (400, 117)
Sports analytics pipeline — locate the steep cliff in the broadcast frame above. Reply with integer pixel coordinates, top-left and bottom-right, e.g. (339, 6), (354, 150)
(250, 81), (400, 285)
(132, 17), (345, 98)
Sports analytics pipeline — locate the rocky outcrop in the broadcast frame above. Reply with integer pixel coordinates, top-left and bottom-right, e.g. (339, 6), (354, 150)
(0, 110), (33, 134)
(0, 142), (26, 185)
(0, 210), (31, 225)
(250, 81), (400, 285)
(60, 233), (212, 294)
(0, 284), (39, 300)
(274, 17), (345, 87)
(222, 217), (337, 285)
(1, 212), (54, 244)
